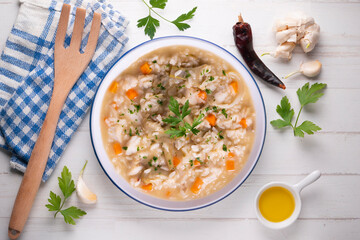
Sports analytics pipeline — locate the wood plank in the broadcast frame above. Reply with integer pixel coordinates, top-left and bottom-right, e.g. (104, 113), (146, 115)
(0, 169), (359, 219)
(0, 218), (358, 240)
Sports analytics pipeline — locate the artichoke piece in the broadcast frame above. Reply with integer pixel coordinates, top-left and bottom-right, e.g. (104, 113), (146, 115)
(169, 64), (211, 81)
(162, 141), (175, 169)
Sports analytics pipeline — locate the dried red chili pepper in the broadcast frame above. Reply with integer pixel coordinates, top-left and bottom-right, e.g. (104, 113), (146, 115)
(233, 15), (286, 90)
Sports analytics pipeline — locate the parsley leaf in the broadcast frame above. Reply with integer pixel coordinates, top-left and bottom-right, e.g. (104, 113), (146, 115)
(181, 100), (191, 119)
(171, 7), (197, 31)
(168, 97), (181, 117)
(297, 82), (327, 106)
(45, 166), (86, 225)
(270, 96), (294, 128)
(137, 15), (160, 40)
(163, 98), (203, 138)
(60, 206), (87, 225)
(163, 115), (182, 126)
(149, 0), (167, 9)
(58, 166), (75, 199)
(138, 1), (197, 39)
(294, 120), (322, 137)
(270, 82), (326, 137)
(270, 119), (292, 129)
(165, 127), (187, 138)
(45, 191), (61, 212)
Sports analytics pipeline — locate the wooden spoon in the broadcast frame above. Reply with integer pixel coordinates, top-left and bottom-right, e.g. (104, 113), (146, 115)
(8, 4), (101, 239)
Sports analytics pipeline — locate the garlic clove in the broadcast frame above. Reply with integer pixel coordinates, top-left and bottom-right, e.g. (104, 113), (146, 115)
(274, 42), (296, 59)
(77, 161), (97, 204)
(300, 24), (320, 53)
(299, 60), (322, 77)
(276, 28), (298, 44)
(287, 33), (297, 43)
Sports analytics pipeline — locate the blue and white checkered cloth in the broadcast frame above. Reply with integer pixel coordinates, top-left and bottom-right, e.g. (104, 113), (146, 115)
(0, 0), (128, 181)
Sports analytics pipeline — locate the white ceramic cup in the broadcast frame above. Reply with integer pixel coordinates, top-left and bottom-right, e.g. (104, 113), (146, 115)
(255, 170), (321, 229)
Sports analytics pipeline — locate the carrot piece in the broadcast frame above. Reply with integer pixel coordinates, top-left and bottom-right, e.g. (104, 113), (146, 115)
(140, 62), (152, 74)
(240, 118), (247, 128)
(228, 152), (236, 158)
(230, 81), (238, 93)
(226, 160), (235, 171)
(206, 113), (217, 127)
(141, 183), (153, 191)
(113, 142), (122, 155)
(194, 159), (201, 166)
(173, 156), (181, 167)
(109, 81), (118, 93)
(126, 88), (138, 100)
(191, 177), (203, 194)
(166, 191), (171, 197)
(198, 90), (207, 101)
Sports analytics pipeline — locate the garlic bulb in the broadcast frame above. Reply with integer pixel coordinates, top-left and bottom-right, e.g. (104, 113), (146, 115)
(265, 12), (320, 59)
(284, 60), (322, 79)
(77, 161), (97, 204)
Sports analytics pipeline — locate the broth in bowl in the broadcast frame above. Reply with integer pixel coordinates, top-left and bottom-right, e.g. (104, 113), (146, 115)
(100, 46), (255, 200)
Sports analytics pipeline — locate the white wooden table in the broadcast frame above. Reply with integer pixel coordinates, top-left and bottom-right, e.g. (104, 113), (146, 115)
(1, 0), (359, 239)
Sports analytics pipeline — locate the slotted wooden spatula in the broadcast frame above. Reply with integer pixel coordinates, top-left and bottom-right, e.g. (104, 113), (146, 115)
(8, 4), (101, 239)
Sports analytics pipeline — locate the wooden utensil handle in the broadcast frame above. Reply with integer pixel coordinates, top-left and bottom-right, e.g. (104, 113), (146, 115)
(8, 89), (67, 239)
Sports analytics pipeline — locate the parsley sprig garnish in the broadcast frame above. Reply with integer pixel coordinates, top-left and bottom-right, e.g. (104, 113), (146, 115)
(137, 0), (197, 39)
(270, 82), (326, 137)
(45, 166), (86, 225)
(163, 97), (204, 138)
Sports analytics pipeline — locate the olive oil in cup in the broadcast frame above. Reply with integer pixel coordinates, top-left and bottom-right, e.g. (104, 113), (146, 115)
(255, 170), (321, 229)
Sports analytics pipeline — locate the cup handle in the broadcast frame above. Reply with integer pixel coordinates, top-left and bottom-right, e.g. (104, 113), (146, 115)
(293, 170), (321, 193)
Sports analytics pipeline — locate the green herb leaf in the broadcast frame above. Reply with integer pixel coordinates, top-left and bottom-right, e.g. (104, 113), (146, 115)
(294, 120), (321, 137)
(60, 206), (87, 225)
(45, 191), (61, 212)
(171, 7), (197, 31)
(137, 15), (160, 39)
(168, 96), (181, 117)
(149, 0), (167, 9)
(184, 122), (192, 129)
(191, 114), (204, 130)
(163, 115), (182, 126)
(270, 119), (292, 128)
(270, 96), (294, 129)
(297, 83), (327, 106)
(221, 109), (228, 118)
(165, 128), (187, 138)
(138, 1), (196, 39)
(218, 131), (224, 139)
(277, 96), (294, 123)
(181, 100), (191, 119)
(271, 82), (326, 137)
(58, 166), (75, 199)
(46, 166), (86, 225)
(163, 98), (203, 138)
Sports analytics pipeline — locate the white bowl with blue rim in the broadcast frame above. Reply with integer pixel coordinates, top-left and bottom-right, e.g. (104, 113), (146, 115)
(90, 36), (266, 211)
